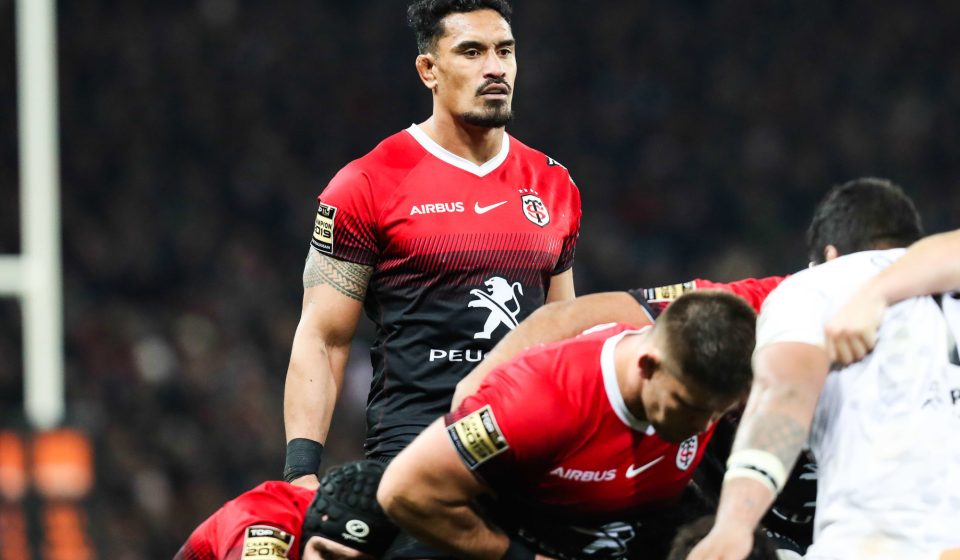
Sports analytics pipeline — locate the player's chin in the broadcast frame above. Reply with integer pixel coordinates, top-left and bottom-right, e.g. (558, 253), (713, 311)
(462, 107), (513, 128)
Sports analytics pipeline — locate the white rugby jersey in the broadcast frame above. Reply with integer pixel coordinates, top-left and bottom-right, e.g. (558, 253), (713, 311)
(756, 249), (960, 560)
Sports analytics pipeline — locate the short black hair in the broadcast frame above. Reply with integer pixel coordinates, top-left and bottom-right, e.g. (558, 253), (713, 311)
(806, 177), (923, 264)
(407, 0), (513, 54)
(667, 516), (780, 560)
(655, 291), (756, 399)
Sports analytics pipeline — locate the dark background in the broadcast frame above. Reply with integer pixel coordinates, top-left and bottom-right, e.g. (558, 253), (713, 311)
(0, 1), (958, 557)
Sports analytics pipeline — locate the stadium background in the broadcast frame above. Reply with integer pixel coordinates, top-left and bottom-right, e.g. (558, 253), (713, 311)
(0, 0), (958, 557)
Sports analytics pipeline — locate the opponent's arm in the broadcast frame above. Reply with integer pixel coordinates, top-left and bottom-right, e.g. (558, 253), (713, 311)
(688, 341), (829, 560)
(377, 419), (520, 560)
(452, 291), (650, 409)
(283, 250), (371, 488)
(826, 228), (960, 364)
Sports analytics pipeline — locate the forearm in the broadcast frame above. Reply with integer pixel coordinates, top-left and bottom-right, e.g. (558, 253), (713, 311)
(867, 229), (960, 304)
(718, 343), (828, 533)
(385, 494), (509, 560)
(717, 387), (815, 532)
(283, 333), (349, 443)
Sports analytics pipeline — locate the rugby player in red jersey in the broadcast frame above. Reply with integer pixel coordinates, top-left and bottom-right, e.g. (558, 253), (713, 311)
(283, 0), (580, 510)
(378, 291), (757, 560)
(175, 461), (397, 560)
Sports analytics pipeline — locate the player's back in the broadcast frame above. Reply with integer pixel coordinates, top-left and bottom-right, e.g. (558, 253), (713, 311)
(758, 249), (960, 559)
(175, 481), (312, 560)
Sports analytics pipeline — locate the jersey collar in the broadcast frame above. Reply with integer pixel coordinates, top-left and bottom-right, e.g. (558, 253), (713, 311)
(406, 123), (510, 177)
(601, 327), (654, 433)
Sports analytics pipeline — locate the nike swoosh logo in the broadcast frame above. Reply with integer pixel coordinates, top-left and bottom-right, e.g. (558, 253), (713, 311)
(474, 200), (508, 214)
(626, 456), (664, 478)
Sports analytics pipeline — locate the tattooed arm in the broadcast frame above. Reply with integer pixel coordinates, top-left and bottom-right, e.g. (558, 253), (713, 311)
(283, 249), (373, 488)
(688, 341), (829, 560)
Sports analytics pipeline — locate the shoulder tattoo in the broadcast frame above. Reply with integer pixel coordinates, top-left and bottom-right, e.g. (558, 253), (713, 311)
(303, 249), (373, 301)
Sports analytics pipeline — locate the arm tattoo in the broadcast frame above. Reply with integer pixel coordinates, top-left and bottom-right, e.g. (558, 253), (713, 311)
(735, 411), (809, 471)
(303, 249), (373, 301)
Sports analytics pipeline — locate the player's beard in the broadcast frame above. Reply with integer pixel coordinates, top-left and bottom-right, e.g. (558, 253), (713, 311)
(461, 100), (514, 128)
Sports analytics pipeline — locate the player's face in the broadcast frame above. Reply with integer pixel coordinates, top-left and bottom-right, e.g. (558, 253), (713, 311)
(429, 9), (516, 128)
(641, 367), (739, 443)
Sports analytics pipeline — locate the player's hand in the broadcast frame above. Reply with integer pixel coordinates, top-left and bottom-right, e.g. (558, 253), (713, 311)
(824, 283), (886, 365)
(685, 524), (753, 560)
(302, 536), (371, 560)
(290, 473), (321, 490)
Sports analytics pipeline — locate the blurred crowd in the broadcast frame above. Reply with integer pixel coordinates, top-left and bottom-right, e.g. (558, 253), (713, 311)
(0, 0), (958, 557)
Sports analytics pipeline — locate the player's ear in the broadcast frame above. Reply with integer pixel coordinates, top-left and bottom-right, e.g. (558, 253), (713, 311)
(416, 53), (438, 90)
(823, 244), (840, 262)
(638, 353), (660, 381)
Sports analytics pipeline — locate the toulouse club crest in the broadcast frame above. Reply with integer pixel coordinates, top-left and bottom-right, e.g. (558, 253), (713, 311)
(676, 435), (698, 471)
(521, 192), (550, 227)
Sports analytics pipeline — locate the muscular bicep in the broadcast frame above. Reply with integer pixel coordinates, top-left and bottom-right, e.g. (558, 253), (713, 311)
(298, 249), (372, 343)
(379, 419), (489, 516)
(303, 248), (374, 300)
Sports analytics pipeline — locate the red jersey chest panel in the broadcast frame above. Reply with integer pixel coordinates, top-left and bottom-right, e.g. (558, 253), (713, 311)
(449, 325), (714, 520)
(315, 129), (580, 287)
(374, 135), (579, 290)
(536, 414), (711, 516)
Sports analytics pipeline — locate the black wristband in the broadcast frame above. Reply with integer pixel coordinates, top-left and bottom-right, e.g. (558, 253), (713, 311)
(501, 537), (536, 560)
(283, 438), (324, 483)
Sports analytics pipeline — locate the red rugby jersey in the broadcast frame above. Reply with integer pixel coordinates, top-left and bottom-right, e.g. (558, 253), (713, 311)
(312, 125), (582, 458)
(447, 324), (712, 521)
(175, 482), (313, 560)
(632, 276), (786, 317)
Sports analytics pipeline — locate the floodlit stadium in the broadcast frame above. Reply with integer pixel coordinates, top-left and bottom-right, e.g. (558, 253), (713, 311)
(1, 1), (958, 558)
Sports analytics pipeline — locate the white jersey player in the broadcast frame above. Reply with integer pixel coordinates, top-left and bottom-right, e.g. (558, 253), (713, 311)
(689, 179), (959, 560)
(757, 248), (960, 559)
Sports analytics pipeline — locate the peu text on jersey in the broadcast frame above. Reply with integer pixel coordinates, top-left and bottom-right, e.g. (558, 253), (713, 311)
(429, 348), (485, 362)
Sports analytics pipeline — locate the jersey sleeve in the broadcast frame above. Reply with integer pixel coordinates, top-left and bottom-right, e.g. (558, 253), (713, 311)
(755, 277), (830, 351)
(628, 276), (787, 317)
(445, 354), (573, 485)
(696, 276), (787, 312)
(311, 163), (380, 266)
(553, 177), (581, 274)
(175, 530), (217, 560)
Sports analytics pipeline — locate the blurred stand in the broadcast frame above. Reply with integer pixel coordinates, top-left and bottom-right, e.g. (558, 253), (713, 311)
(0, 429), (96, 559)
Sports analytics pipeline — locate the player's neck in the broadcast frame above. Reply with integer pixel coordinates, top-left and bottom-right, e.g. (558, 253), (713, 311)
(418, 115), (505, 166)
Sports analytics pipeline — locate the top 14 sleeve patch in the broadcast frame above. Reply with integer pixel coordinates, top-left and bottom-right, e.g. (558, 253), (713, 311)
(447, 405), (510, 469)
(242, 525), (295, 559)
(311, 203), (337, 255)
